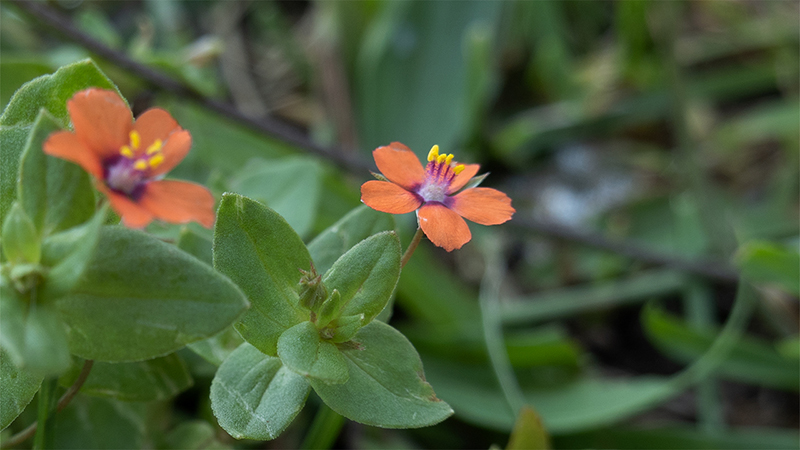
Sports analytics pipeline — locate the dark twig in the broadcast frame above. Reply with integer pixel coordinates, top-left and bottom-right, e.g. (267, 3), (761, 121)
(1, 360), (94, 449)
(9, 0), (740, 285)
(509, 218), (739, 284)
(9, 0), (370, 174)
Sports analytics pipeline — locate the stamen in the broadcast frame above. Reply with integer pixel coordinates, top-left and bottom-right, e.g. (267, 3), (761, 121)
(453, 164), (465, 175)
(133, 159), (148, 171)
(427, 145), (440, 162)
(148, 154), (165, 168)
(129, 131), (141, 149)
(146, 139), (163, 155)
(120, 146), (134, 158)
(437, 154), (447, 164)
(445, 154), (454, 165)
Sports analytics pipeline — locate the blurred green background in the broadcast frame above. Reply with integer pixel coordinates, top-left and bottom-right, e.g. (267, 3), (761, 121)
(2, 0), (798, 449)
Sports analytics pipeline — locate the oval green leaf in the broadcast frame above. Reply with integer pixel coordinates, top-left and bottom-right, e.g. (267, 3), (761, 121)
(213, 193), (310, 356)
(59, 354), (193, 402)
(0, 59), (119, 227)
(18, 110), (95, 236)
(309, 320), (453, 428)
(210, 342), (310, 440)
(0, 281), (71, 376)
(0, 347), (43, 430)
(321, 231), (401, 325)
(308, 204), (395, 275)
(55, 226), (249, 362)
(277, 321), (349, 384)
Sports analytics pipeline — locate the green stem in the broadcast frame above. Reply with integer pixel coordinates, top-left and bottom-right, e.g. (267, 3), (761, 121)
(299, 403), (345, 450)
(401, 228), (424, 268)
(32, 378), (58, 450)
(479, 239), (525, 415)
(2, 360), (94, 449)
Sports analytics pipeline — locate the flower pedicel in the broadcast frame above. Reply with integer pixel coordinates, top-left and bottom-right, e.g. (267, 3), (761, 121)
(43, 89), (215, 228)
(361, 142), (514, 251)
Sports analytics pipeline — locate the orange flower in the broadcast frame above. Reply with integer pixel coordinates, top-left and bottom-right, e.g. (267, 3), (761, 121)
(43, 89), (215, 229)
(361, 142), (514, 251)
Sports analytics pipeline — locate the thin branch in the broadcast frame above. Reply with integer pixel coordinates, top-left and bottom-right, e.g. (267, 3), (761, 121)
(1, 360), (94, 449)
(8, 0), (370, 175)
(509, 218), (739, 284)
(9, 0), (740, 285)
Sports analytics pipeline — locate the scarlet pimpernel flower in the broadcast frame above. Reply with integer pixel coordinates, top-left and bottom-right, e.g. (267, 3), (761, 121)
(44, 88), (215, 228)
(361, 142), (514, 251)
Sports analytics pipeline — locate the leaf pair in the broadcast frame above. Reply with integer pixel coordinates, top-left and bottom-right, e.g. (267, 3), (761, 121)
(210, 195), (452, 439)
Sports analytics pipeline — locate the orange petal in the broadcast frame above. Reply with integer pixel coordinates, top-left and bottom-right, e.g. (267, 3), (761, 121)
(148, 129), (191, 177)
(361, 180), (422, 214)
(418, 203), (471, 252)
(43, 131), (103, 178)
(447, 164), (480, 194)
(97, 183), (154, 228)
(131, 108), (181, 152)
(373, 143), (425, 190)
(68, 89), (132, 160)
(138, 180), (216, 228)
(448, 188), (515, 225)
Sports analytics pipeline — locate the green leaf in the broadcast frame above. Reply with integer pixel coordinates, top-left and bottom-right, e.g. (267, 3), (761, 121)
(506, 406), (550, 450)
(0, 59), (119, 227)
(52, 396), (147, 449)
(308, 204), (396, 275)
(423, 357), (677, 433)
(643, 305), (799, 391)
(213, 193), (309, 356)
(187, 325), (244, 367)
(55, 225), (248, 362)
(0, 59), (121, 128)
(210, 342), (310, 440)
(321, 231), (401, 324)
(309, 320), (453, 428)
(160, 420), (232, 450)
(1, 203), (40, 264)
(556, 425), (800, 450)
(0, 347), (43, 431)
(735, 241), (800, 296)
(59, 354), (193, 402)
(355, 1), (502, 155)
(176, 225), (213, 265)
(0, 281), (71, 376)
(277, 321), (349, 384)
(39, 206), (106, 300)
(18, 109), (95, 235)
(229, 157), (322, 238)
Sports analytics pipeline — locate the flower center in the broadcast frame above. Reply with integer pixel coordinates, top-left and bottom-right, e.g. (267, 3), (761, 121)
(416, 145), (465, 203)
(105, 130), (165, 196)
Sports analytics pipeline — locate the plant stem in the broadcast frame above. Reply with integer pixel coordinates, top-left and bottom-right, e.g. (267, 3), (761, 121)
(32, 378), (58, 450)
(299, 403), (345, 450)
(401, 228), (424, 268)
(479, 238), (525, 415)
(2, 360), (94, 449)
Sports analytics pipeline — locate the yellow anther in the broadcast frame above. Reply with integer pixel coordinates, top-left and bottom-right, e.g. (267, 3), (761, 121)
(453, 164), (465, 175)
(437, 154), (447, 164)
(120, 146), (134, 158)
(427, 145), (440, 162)
(129, 131), (141, 149)
(133, 159), (148, 171)
(148, 154), (165, 169)
(146, 139), (163, 155)
(445, 154), (454, 165)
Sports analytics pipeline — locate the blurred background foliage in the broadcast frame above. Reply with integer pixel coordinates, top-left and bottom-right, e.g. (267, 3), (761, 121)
(1, 0), (798, 449)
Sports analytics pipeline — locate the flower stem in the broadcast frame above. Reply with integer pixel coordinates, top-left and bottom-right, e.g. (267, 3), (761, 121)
(2, 360), (94, 449)
(299, 403), (345, 450)
(401, 228), (424, 268)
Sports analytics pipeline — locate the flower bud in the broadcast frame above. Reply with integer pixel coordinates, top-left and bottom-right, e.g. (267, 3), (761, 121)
(297, 263), (328, 313)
